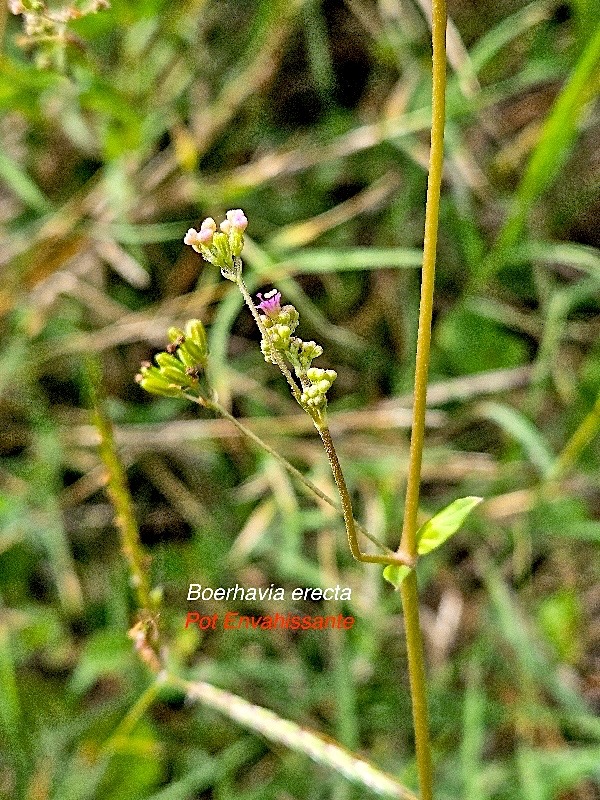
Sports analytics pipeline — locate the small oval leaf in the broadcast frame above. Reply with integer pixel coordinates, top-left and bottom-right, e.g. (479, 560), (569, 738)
(383, 563), (413, 589)
(417, 496), (482, 556)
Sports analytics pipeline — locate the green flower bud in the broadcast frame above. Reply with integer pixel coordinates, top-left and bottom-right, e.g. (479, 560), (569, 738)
(160, 366), (195, 386)
(307, 367), (325, 382)
(155, 352), (186, 373)
(153, 352), (194, 386)
(176, 344), (199, 369)
(268, 324), (291, 351)
(168, 327), (186, 343)
(300, 390), (326, 409)
(278, 305), (300, 332)
(260, 338), (276, 364)
(211, 231), (232, 267)
(139, 377), (183, 397)
(136, 366), (183, 397)
(178, 339), (207, 368)
(186, 319), (208, 353)
(299, 340), (324, 369)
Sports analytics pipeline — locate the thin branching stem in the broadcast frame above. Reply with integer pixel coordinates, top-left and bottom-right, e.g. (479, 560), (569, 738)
(318, 426), (415, 568)
(184, 392), (396, 555)
(233, 277), (416, 564)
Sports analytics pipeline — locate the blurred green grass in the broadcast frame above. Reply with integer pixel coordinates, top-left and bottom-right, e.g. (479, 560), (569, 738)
(0, 0), (599, 798)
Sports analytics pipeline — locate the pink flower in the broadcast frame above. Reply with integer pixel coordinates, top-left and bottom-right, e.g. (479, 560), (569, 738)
(184, 228), (201, 246)
(226, 209), (248, 232)
(200, 217), (217, 234)
(256, 289), (282, 317)
(198, 227), (213, 244)
(184, 218), (217, 248)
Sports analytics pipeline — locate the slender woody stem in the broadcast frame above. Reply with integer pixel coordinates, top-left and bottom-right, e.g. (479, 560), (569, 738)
(186, 393), (394, 555)
(398, 3), (447, 799)
(318, 426), (415, 568)
(401, 571), (434, 800)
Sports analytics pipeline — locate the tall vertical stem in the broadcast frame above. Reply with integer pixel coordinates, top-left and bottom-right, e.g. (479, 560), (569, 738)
(400, 0), (447, 559)
(400, 572), (435, 800)
(398, 3), (447, 800)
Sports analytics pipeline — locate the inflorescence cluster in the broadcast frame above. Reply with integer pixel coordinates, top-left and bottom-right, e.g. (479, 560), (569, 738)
(255, 289), (337, 413)
(138, 210), (337, 423)
(184, 209), (248, 282)
(136, 319), (209, 399)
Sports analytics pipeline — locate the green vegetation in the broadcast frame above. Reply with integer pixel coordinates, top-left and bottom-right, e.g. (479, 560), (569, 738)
(1, 1), (599, 799)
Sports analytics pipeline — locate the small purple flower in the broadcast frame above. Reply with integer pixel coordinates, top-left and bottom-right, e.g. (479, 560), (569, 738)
(256, 289), (282, 317)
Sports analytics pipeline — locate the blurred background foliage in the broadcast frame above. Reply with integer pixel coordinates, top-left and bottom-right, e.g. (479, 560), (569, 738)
(0, 0), (599, 798)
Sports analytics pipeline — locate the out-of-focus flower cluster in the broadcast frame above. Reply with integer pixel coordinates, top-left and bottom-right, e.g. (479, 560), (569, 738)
(184, 210), (248, 281)
(136, 320), (208, 398)
(9, 0), (109, 67)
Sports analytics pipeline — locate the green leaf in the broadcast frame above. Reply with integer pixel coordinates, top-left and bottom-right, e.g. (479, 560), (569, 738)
(383, 496), (482, 589)
(382, 563), (412, 590)
(496, 22), (600, 254)
(416, 496), (483, 555)
(69, 629), (134, 696)
(437, 306), (528, 374)
(0, 150), (53, 213)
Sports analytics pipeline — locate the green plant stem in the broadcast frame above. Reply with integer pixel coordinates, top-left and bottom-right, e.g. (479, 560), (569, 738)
(400, 571), (434, 800)
(101, 677), (164, 755)
(185, 392), (397, 556)
(547, 390), (600, 481)
(397, 2), (447, 799)
(318, 425), (415, 568)
(225, 276), (414, 565)
(399, 0), (447, 560)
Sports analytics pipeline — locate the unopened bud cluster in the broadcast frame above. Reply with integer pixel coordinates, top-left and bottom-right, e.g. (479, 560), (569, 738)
(302, 367), (337, 410)
(184, 209), (248, 281)
(257, 290), (337, 412)
(136, 320), (208, 398)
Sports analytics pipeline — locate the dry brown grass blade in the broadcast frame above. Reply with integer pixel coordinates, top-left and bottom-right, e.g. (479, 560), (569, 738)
(67, 404), (447, 452)
(172, 675), (419, 800)
(221, 109), (430, 191)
